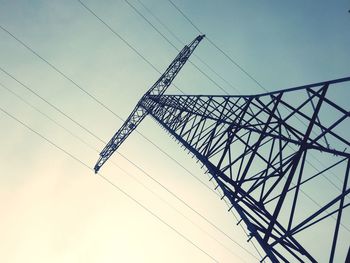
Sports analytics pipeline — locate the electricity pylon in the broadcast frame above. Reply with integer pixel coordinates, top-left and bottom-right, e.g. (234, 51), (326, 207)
(94, 35), (350, 262)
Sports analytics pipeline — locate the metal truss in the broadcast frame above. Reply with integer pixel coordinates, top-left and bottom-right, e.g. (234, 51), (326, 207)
(94, 34), (205, 172)
(141, 78), (350, 262)
(95, 35), (350, 262)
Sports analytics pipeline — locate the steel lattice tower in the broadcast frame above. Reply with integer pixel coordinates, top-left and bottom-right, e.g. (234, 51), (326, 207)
(94, 35), (350, 262)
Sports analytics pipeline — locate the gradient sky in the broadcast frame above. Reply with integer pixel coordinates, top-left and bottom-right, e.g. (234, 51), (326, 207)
(1, 1), (350, 262)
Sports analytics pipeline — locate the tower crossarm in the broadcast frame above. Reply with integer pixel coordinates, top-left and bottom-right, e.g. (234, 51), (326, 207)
(94, 35), (205, 173)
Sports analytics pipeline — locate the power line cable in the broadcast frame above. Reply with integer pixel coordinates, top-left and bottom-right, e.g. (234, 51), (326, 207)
(0, 66), (102, 143)
(135, 0), (183, 46)
(166, 0), (268, 93)
(0, 81), (256, 261)
(0, 24), (208, 192)
(205, 37), (268, 92)
(0, 81), (98, 152)
(135, 0), (241, 94)
(0, 65), (211, 208)
(122, 0), (230, 95)
(0, 13), (231, 196)
(74, 1), (185, 94)
(0, 15), (224, 195)
(0, 63), (215, 210)
(0, 24), (134, 119)
(0, 104), (219, 263)
(0, 21), (230, 198)
(0, 65), (215, 195)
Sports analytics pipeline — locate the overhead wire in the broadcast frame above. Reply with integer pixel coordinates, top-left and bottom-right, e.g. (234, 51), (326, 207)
(122, 0), (231, 95)
(166, 0), (268, 93)
(135, 0), (241, 94)
(0, 63), (217, 200)
(0, 24), (132, 118)
(74, 1), (184, 95)
(0, 10), (227, 197)
(0, 105), (219, 263)
(0, 80), (257, 261)
(0, 7), (256, 248)
(0, 65), (209, 203)
(135, 0), (234, 90)
(0, 23), (253, 250)
(0, 5), (234, 203)
(0, 24), (214, 203)
(0, 71), (257, 259)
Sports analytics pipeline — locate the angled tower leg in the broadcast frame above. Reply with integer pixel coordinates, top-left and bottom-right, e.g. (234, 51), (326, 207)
(139, 78), (350, 262)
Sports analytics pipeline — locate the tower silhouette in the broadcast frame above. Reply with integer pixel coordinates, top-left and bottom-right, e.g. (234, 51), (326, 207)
(95, 35), (350, 262)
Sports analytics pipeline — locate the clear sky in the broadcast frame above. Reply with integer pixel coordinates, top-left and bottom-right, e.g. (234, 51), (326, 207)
(0, 0), (349, 262)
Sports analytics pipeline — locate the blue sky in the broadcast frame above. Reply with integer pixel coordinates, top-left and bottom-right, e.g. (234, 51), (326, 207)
(0, 0), (349, 262)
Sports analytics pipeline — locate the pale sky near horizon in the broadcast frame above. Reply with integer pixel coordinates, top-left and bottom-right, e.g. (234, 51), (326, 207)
(0, 0), (350, 262)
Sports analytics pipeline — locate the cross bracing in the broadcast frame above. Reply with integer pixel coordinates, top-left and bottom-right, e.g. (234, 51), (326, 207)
(140, 79), (350, 262)
(95, 35), (350, 262)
